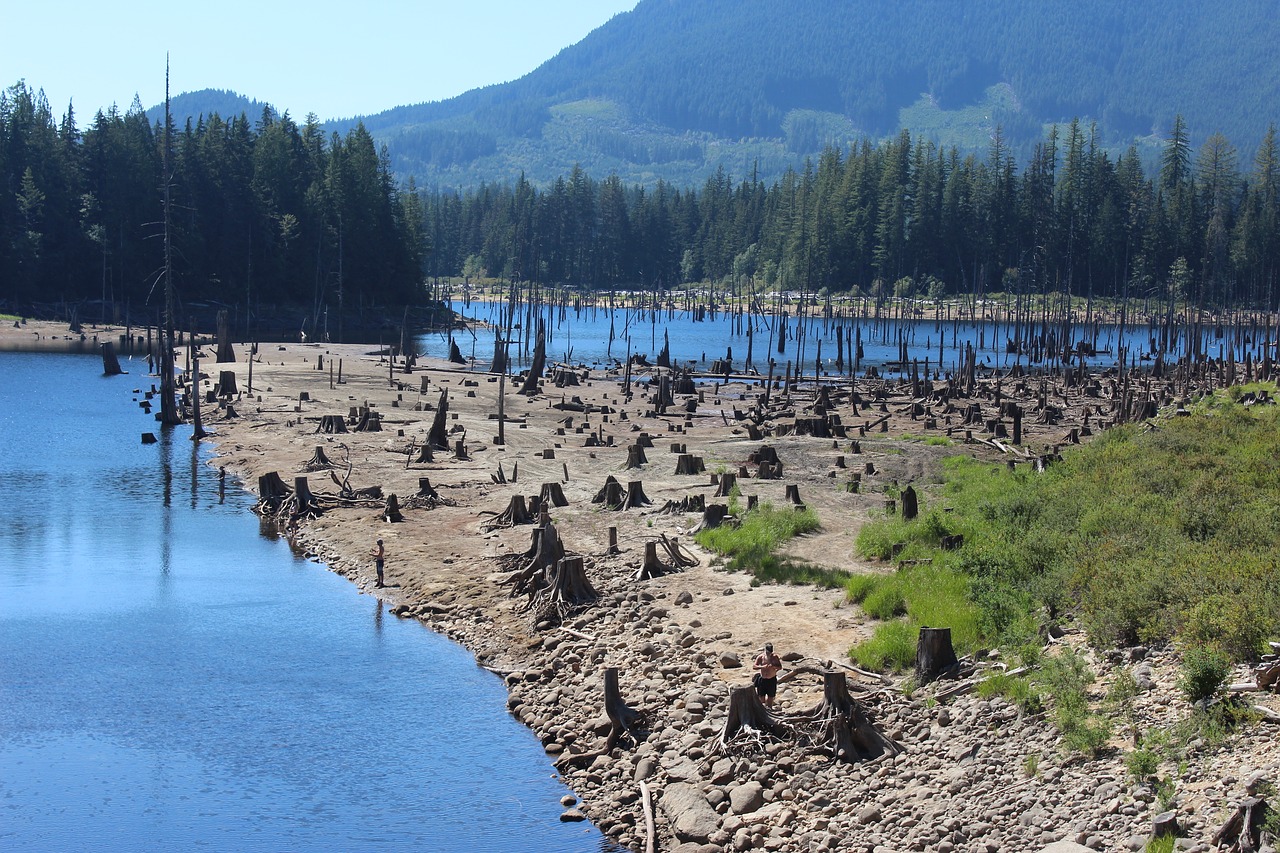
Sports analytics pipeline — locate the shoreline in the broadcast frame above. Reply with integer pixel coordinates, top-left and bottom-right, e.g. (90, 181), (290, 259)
(7, 318), (1276, 852)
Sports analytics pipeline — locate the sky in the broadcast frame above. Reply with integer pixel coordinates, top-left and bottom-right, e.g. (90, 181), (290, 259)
(2, 0), (638, 120)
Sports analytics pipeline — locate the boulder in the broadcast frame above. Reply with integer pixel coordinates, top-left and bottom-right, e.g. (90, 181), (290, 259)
(729, 781), (765, 815)
(661, 782), (721, 843)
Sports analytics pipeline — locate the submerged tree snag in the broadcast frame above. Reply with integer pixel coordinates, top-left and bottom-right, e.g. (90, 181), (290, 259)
(519, 318), (547, 395)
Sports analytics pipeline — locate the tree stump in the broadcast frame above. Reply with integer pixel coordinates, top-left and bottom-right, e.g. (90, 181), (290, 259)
(785, 484), (803, 505)
(317, 415), (347, 434)
(540, 482), (569, 508)
(637, 541), (672, 580)
(427, 390), (450, 449)
(625, 480), (651, 508)
(1212, 796), (1268, 852)
(294, 476), (321, 516)
(694, 503), (730, 532)
(256, 471), (292, 513)
(593, 476), (626, 509)
(606, 526), (620, 555)
(528, 555), (597, 625)
(790, 670), (904, 763)
(502, 520), (566, 595)
(901, 486), (918, 521)
(416, 478), (439, 500)
(453, 438), (468, 459)
(715, 472), (737, 497)
(519, 318), (546, 395)
(217, 370), (237, 397)
(305, 445), (336, 471)
(383, 493), (403, 523)
(915, 627), (959, 684)
(674, 454), (706, 475)
(99, 341), (125, 376)
(483, 494), (533, 530)
(353, 409), (382, 432)
(412, 442), (434, 464)
(716, 686), (787, 756)
(602, 666), (645, 750)
(625, 444), (648, 468)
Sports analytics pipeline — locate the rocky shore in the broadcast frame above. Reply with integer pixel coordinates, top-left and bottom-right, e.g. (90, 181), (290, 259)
(15, 317), (1275, 853)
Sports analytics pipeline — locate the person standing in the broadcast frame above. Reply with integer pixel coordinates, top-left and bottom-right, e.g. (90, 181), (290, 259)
(753, 642), (783, 706)
(371, 539), (385, 588)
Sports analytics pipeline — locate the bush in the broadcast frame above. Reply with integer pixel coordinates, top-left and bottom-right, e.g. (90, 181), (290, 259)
(863, 582), (907, 619)
(1177, 644), (1231, 702)
(849, 620), (916, 671)
(1125, 745), (1160, 782)
(844, 574), (880, 603)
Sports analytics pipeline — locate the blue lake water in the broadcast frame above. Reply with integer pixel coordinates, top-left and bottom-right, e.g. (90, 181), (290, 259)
(434, 299), (1230, 375)
(0, 353), (610, 852)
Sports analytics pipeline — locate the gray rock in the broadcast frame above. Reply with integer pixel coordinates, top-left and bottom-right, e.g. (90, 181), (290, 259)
(720, 652), (742, 668)
(559, 808), (587, 822)
(675, 591), (694, 605)
(858, 805), (882, 825)
(560, 794), (577, 807)
(730, 781), (765, 815)
(661, 782), (721, 843)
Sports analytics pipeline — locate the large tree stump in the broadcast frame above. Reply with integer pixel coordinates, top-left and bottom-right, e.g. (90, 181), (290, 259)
(215, 309), (235, 363)
(915, 627), (959, 684)
(256, 471), (292, 513)
(789, 670), (904, 763)
(715, 472), (737, 497)
(528, 555), (597, 625)
(625, 480), (651, 508)
(293, 476), (322, 517)
(412, 441), (434, 464)
(716, 686), (788, 756)
(693, 503), (731, 532)
(540, 481), (569, 508)
(217, 370), (238, 397)
(637, 541), (674, 580)
(592, 476), (626, 509)
(383, 493), (403, 523)
(427, 389), (450, 449)
(1213, 796), (1269, 853)
(625, 444), (648, 469)
(502, 520), (565, 594)
(674, 454), (706, 475)
(785, 484), (803, 505)
(416, 478), (439, 500)
(519, 319), (546, 395)
(602, 667), (644, 750)
(483, 494), (533, 530)
(317, 415), (347, 434)
(353, 408), (382, 432)
(658, 494), (705, 514)
(448, 337), (465, 364)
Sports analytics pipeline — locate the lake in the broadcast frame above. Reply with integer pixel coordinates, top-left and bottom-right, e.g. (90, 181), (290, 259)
(0, 352), (611, 852)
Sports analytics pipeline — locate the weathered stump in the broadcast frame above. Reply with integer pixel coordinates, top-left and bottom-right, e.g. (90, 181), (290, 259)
(294, 476), (322, 516)
(901, 486), (918, 521)
(427, 390), (450, 449)
(484, 494), (533, 530)
(694, 503), (730, 532)
(716, 686), (787, 756)
(317, 415), (347, 434)
(625, 480), (651, 508)
(790, 670), (904, 763)
(528, 555), (597, 625)
(305, 445), (336, 471)
(593, 476), (626, 509)
(540, 482), (569, 508)
(674, 454), (706, 475)
(383, 493), (403, 523)
(785, 484), (803, 505)
(606, 526), (620, 555)
(256, 471), (292, 513)
(715, 472), (737, 497)
(217, 370), (238, 397)
(915, 627), (959, 684)
(625, 444), (648, 469)
(416, 478), (440, 499)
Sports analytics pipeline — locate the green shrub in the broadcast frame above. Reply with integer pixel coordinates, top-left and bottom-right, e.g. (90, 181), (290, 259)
(863, 582), (907, 619)
(696, 504), (821, 583)
(977, 672), (1043, 714)
(1125, 745), (1160, 782)
(1181, 594), (1268, 661)
(1145, 834), (1175, 853)
(1177, 644), (1231, 702)
(849, 620), (916, 671)
(844, 574), (880, 603)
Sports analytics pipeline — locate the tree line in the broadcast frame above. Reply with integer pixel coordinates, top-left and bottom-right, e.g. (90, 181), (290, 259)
(5, 75), (1280, 316)
(0, 82), (426, 324)
(429, 117), (1280, 311)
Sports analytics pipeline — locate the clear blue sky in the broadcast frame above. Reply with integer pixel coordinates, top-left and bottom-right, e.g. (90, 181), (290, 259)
(3, 1), (638, 120)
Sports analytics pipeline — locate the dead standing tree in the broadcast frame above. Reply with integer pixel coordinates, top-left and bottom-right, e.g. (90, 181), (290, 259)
(520, 318), (547, 395)
(427, 389), (450, 449)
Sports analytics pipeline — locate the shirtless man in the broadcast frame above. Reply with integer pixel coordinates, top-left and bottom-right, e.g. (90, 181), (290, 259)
(753, 643), (783, 706)
(371, 539), (385, 588)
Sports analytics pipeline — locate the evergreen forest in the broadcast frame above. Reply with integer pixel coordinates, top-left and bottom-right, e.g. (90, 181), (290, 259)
(5, 77), (1280, 316)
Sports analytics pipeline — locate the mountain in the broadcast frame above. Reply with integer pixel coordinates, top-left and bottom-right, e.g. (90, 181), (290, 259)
(171, 1), (1280, 189)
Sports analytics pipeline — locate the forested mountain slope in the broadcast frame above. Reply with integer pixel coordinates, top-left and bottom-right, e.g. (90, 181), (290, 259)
(317, 0), (1280, 188)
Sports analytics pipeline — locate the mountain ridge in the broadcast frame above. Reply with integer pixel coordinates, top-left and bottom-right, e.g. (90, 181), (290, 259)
(154, 0), (1280, 189)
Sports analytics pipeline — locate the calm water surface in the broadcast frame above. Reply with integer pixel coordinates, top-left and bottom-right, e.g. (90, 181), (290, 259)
(0, 353), (609, 852)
